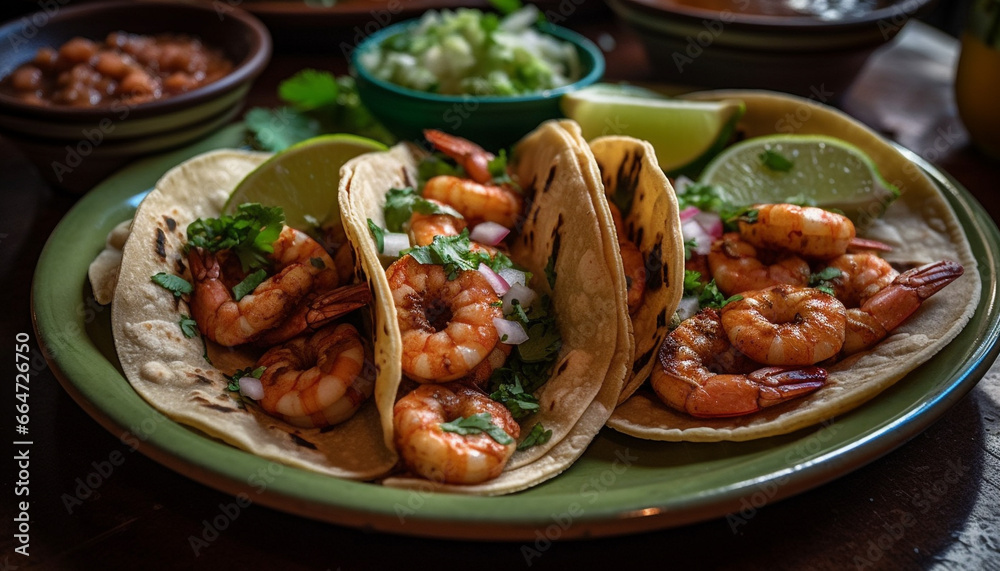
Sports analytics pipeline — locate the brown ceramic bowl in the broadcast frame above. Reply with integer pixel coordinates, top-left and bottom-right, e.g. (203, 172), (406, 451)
(605, 0), (938, 97)
(0, 0), (271, 192)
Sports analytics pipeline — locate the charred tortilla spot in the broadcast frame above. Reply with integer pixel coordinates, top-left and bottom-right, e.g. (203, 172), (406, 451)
(155, 228), (167, 259)
(656, 308), (667, 328)
(646, 242), (664, 290)
(632, 346), (654, 374)
(193, 395), (234, 413)
(542, 166), (556, 194)
(195, 374), (212, 384)
(164, 216), (176, 232)
(401, 167), (413, 188)
(635, 226), (645, 247)
(291, 433), (318, 450)
(611, 150), (642, 214)
(174, 257), (187, 275)
(556, 359), (569, 376)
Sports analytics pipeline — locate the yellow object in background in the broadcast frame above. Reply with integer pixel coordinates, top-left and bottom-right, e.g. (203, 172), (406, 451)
(955, 0), (1000, 160)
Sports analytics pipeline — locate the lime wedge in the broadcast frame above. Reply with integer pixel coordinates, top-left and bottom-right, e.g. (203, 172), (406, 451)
(561, 84), (745, 175)
(225, 134), (387, 230)
(699, 134), (900, 228)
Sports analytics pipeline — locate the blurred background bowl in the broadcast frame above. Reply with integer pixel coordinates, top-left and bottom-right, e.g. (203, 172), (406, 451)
(605, 0), (938, 98)
(0, 0), (271, 193)
(351, 18), (605, 150)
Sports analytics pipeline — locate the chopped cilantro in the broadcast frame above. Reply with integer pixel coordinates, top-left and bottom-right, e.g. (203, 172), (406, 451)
(404, 229), (514, 280)
(225, 365), (266, 392)
(810, 266), (842, 296)
(232, 268), (268, 301)
(490, 375), (539, 420)
(517, 423), (552, 451)
(683, 270), (741, 309)
(439, 413), (513, 445)
(759, 149), (794, 172)
(187, 204), (285, 272)
(179, 315), (199, 338)
(367, 218), (385, 253)
(487, 149), (518, 190)
(489, 294), (561, 397)
(151, 272), (192, 298)
(383, 186), (462, 232)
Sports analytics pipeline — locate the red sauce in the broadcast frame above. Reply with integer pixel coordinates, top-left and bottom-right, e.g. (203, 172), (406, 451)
(0, 32), (233, 107)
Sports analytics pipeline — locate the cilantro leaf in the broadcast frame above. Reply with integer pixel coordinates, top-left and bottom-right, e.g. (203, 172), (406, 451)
(417, 154), (465, 189)
(383, 186), (462, 232)
(439, 413), (513, 445)
(809, 266), (842, 296)
(683, 238), (698, 261)
(759, 149), (794, 172)
(232, 268), (268, 301)
(403, 229), (513, 279)
(152, 272), (192, 298)
(278, 69), (339, 110)
(179, 315), (199, 338)
(367, 218), (385, 253)
(683, 270), (741, 309)
(517, 423), (552, 451)
(187, 204), (285, 272)
(489, 294), (561, 395)
(489, 375), (540, 420)
(245, 107), (323, 153)
(487, 149), (517, 189)
(489, 0), (523, 15)
(246, 72), (396, 152)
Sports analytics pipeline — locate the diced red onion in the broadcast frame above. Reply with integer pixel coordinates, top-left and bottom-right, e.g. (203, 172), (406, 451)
(469, 221), (510, 246)
(497, 267), (527, 288)
(383, 232), (411, 257)
(694, 210), (723, 238)
(676, 297), (701, 322)
(239, 377), (264, 400)
(679, 206), (701, 223)
(493, 317), (529, 345)
(478, 263), (510, 295)
(502, 283), (537, 314)
(682, 218), (712, 256)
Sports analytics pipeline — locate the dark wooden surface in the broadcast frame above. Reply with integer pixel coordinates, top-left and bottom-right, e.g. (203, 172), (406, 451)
(2, 11), (999, 571)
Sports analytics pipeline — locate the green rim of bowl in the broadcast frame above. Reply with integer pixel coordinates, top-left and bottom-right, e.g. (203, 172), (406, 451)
(31, 127), (1000, 539)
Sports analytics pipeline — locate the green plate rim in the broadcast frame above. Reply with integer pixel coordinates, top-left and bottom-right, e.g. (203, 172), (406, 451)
(31, 127), (1000, 540)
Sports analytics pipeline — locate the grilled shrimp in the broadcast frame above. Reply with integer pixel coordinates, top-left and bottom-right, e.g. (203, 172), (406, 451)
(720, 285), (847, 366)
(707, 232), (810, 297)
(387, 255), (502, 382)
(255, 323), (374, 428)
(187, 226), (351, 347)
(650, 309), (827, 418)
(393, 382), (519, 484)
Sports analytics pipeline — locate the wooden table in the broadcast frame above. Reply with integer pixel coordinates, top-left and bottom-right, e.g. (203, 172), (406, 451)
(2, 14), (998, 570)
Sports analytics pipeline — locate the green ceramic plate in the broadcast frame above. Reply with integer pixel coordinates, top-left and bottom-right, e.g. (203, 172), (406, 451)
(32, 129), (1000, 540)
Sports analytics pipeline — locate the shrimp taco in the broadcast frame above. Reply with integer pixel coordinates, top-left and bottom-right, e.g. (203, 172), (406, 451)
(583, 135), (686, 402)
(607, 91), (980, 442)
(105, 149), (396, 479)
(339, 121), (633, 494)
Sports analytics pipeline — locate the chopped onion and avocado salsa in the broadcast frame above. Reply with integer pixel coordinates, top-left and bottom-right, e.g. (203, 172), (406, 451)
(359, 6), (582, 96)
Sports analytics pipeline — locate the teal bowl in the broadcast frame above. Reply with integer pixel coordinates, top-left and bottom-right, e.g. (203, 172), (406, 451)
(351, 19), (605, 150)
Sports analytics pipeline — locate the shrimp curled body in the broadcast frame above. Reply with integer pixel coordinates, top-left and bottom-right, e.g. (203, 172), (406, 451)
(650, 309), (827, 418)
(422, 175), (522, 229)
(387, 255), (502, 382)
(255, 323), (374, 428)
(394, 383), (520, 484)
(720, 285), (847, 366)
(708, 232), (810, 297)
(187, 226), (343, 347)
(739, 203), (855, 260)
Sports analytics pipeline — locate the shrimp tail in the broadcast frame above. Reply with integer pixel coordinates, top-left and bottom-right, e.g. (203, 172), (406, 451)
(843, 260), (963, 355)
(683, 366), (826, 418)
(424, 129), (495, 185)
(305, 283), (373, 329)
(848, 237), (893, 252)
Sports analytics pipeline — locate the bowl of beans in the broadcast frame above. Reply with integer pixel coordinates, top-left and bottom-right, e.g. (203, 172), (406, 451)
(0, 0), (271, 192)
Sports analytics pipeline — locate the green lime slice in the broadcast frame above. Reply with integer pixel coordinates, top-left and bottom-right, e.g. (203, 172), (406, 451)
(699, 134), (900, 229)
(561, 84), (745, 175)
(225, 134), (387, 230)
